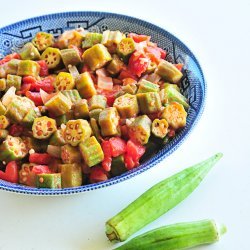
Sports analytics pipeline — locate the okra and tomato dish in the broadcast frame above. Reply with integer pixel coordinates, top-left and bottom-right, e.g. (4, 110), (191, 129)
(0, 28), (189, 189)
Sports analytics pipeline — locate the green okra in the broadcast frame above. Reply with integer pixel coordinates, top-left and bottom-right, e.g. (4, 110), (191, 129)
(0, 101), (6, 115)
(79, 136), (104, 167)
(54, 72), (75, 91)
(73, 99), (89, 119)
(61, 144), (81, 164)
(117, 38), (136, 61)
(19, 163), (37, 186)
(0, 135), (28, 162)
(106, 54), (124, 75)
(75, 72), (97, 99)
(137, 92), (162, 114)
(57, 29), (84, 49)
(90, 118), (102, 142)
(55, 111), (74, 126)
(22, 136), (47, 153)
(115, 219), (227, 250)
(161, 82), (180, 92)
(111, 155), (127, 177)
(6, 59), (21, 75)
(113, 94), (139, 118)
(89, 108), (102, 121)
(32, 116), (57, 139)
(61, 48), (82, 68)
(0, 115), (10, 129)
(155, 60), (183, 84)
(41, 47), (62, 69)
(36, 173), (61, 189)
(120, 84), (137, 95)
(59, 163), (82, 188)
(151, 118), (169, 139)
(99, 107), (120, 137)
(88, 95), (107, 111)
(61, 89), (81, 104)
(19, 42), (40, 60)
(17, 60), (40, 77)
(102, 30), (124, 47)
(49, 128), (66, 146)
(106, 153), (223, 242)
(82, 32), (103, 48)
(22, 109), (39, 127)
(137, 79), (160, 93)
(0, 78), (6, 91)
(82, 44), (112, 71)
(32, 32), (54, 51)
(0, 129), (9, 140)
(128, 115), (152, 145)
(64, 119), (92, 146)
(6, 74), (22, 91)
(146, 61), (157, 73)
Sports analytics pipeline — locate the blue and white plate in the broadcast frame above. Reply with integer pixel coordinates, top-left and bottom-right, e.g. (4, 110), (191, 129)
(0, 11), (206, 195)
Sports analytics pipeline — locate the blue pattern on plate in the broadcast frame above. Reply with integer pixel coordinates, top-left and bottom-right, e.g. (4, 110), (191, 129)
(0, 11), (206, 195)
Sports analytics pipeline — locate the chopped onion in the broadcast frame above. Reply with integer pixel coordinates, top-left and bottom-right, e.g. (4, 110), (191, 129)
(40, 89), (56, 104)
(47, 145), (61, 158)
(97, 75), (113, 90)
(68, 65), (80, 79)
(135, 41), (147, 52)
(2, 86), (16, 106)
(96, 68), (108, 77)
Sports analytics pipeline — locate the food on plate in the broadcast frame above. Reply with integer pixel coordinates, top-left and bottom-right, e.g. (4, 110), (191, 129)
(0, 29), (188, 189)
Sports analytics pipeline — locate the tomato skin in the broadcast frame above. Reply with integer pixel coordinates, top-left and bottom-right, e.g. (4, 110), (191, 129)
(9, 124), (24, 137)
(37, 60), (49, 77)
(32, 165), (51, 174)
(25, 91), (43, 106)
(174, 63), (183, 71)
(122, 78), (137, 86)
(98, 85), (122, 107)
(128, 52), (150, 77)
(109, 137), (127, 157)
(89, 166), (108, 183)
(128, 33), (150, 43)
(0, 161), (19, 183)
(101, 140), (112, 171)
(0, 53), (21, 66)
(29, 153), (53, 165)
(22, 76), (54, 93)
(118, 69), (138, 81)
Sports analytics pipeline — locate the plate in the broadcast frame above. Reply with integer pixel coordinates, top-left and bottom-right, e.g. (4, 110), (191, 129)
(0, 11), (206, 195)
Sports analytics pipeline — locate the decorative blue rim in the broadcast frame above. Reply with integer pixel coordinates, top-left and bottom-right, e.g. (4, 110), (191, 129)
(0, 11), (206, 195)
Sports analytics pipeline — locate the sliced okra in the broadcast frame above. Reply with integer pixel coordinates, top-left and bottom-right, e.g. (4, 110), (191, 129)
(6, 59), (21, 75)
(151, 118), (169, 138)
(61, 48), (82, 68)
(113, 94), (139, 118)
(0, 101), (6, 115)
(128, 115), (152, 145)
(146, 61), (157, 74)
(82, 44), (112, 71)
(73, 99), (89, 119)
(0, 115), (10, 129)
(64, 119), (92, 146)
(57, 29), (84, 49)
(89, 108), (102, 120)
(6, 74), (22, 91)
(61, 144), (81, 164)
(54, 72), (75, 91)
(99, 107), (120, 137)
(19, 42), (40, 60)
(75, 72), (97, 98)
(137, 79), (160, 93)
(161, 82), (180, 92)
(49, 128), (66, 146)
(79, 136), (104, 167)
(22, 136), (46, 152)
(106, 54), (124, 75)
(89, 95), (107, 111)
(59, 163), (82, 188)
(120, 84), (137, 95)
(17, 60), (40, 77)
(36, 173), (61, 189)
(32, 32), (54, 51)
(136, 92), (162, 114)
(0, 129), (9, 140)
(0, 135), (28, 162)
(111, 155), (127, 177)
(82, 32), (103, 48)
(161, 102), (187, 130)
(19, 163), (36, 186)
(155, 60), (183, 83)
(55, 111), (74, 126)
(45, 92), (72, 116)
(0, 79), (6, 91)
(117, 38), (136, 61)
(61, 89), (81, 104)
(102, 30), (124, 46)
(90, 118), (102, 142)
(32, 116), (57, 139)
(41, 47), (62, 69)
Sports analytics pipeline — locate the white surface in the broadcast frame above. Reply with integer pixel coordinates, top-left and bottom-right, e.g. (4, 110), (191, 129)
(0, 0), (249, 249)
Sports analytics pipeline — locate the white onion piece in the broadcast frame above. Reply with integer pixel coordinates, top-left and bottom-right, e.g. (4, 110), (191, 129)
(96, 68), (108, 77)
(68, 65), (80, 79)
(2, 86), (16, 106)
(97, 75), (113, 90)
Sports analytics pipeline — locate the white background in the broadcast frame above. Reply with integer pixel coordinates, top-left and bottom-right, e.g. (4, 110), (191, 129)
(0, 0), (249, 249)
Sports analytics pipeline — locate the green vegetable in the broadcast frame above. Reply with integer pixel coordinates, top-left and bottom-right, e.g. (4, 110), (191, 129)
(36, 173), (61, 189)
(90, 118), (102, 142)
(55, 111), (74, 126)
(0, 101), (6, 115)
(61, 48), (82, 68)
(105, 153), (223, 242)
(0, 79), (6, 91)
(0, 129), (8, 140)
(22, 136), (47, 153)
(21, 109), (38, 127)
(41, 47), (62, 69)
(117, 38), (136, 61)
(49, 128), (66, 146)
(73, 99), (89, 119)
(115, 219), (226, 250)
(82, 32), (103, 48)
(111, 155), (127, 177)
(32, 32), (54, 51)
(151, 118), (169, 139)
(54, 72), (75, 91)
(6, 74), (22, 91)
(0, 115), (10, 129)
(89, 108), (102, 120)
(59, 163), (82, 188)
(61, 144), (81, 164)
(137, 79), (160, 93)
(61, 89), (81, 104)
(17, 60), (40, 77)
(107, 54), (124, 75)
(19, 42), (40, 60)
(6, 59), (21, 75)
(137, 92), (162, 114)
(88, 95), (107, 111)
(32, 116), (57, 139)
(102, 30), (124, 46)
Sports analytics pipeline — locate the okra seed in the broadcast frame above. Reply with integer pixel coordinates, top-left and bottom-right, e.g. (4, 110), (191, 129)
(39, 177), (44, 183)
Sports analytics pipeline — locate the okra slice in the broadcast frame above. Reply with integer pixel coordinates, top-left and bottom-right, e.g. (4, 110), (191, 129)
(137, 79), (160, 93)
(59, 163), (82, 188)
(89, 108), (102, 120)
(49, 128), (66, 146)
(55, 111), (74, 126)
(106, 54), (124, 75)
(41, 47), (62, 69)
(22, 136), (46, 153)
(0, 135), (28, 162)
(90, 118), (102, 142)
(61, 48), (82, 68)
(61, 144), (81, 164)
(161, 82), (180, 92)
(19, 163), (36, 186)
(99, 107), (120, 137)
(6, 74), (22, 91)
(6, 59), (21, 75)
(146, 61), (157, 74)
(89, 95), (107, 111)
(73, 99), (89, 119)
(111, 155), (127, 177)
(0, 101), (6, 115)
(32, 116), (57, 139)
(128, 115), (152, 145)
(79, 136), (104, 167)
(64, 119), (92, 146)
(17, 60), (40, 77)
(54, 72), (75, 91)
(0, 79), (6, 91)
(102, 30), (124, 46)
(57, 29), (84, 49)
(121, 84), (137, 95)
(75, 72), (97, 98)
(61, 89), (81, 104)
(117, 38), (136, 61)
(19, 42), (40, 60)
(0, 115), (10, 129)
(82, 32), (103, 48)
(160, 85), (189, 109)
(136, 92), (162, 114)
(32, 32), (54, 51)
(161, 102), (187, 130)
(45, 92), (72, 116)
(113, 94), (139, 118)
(155, 60), (183, 83)
(82, 44), (112, 71)
(0, 129), (8, 140)
(151, 118), (169, 138)
(36, 173), (61, 189)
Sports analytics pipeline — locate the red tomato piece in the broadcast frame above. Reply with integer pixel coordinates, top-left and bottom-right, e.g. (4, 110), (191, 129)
(68, 45), (83, 58)
(109, 137), (126, 157)
(9, 124), (24, 137)
(101, 140), (112, 171)
(98, 85), (122, 107)
(29, 153), (53, 165)
(128, 52), (150, 77)
(174, 63), (183, 71)
(120, 125), (129, 140)
(128, 33), (150, 43)
(118, 69), (138, 81)
(0, 161), (19, 183)
(32, 165), (51, 174)
(122, 78), (137, 86)
(23, 76), (54, 93)
(37, 60), (49, 77)
(124, 154), (136, 170)
(0, 53), (20, 65)
(89, 166), (108, 183)
(25, 91), (43, 106)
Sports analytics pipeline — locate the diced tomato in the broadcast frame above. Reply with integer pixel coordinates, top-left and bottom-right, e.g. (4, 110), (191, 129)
(22, 76), (54, 93)
(118, 69), (138, 81)
(124, 155), (135, 170)
(120, 125), (129, 140)
(98, 85), (122, 106)
(9, 124), (24, 137)
(29, 153), (53, 165)
(128, 51), (150, 77)
(25, 91), (43, 106)
(101, 140), (112, 171)
(109, 137), (126, 157)
(31, 165), (51, 174)
(122, 78), (137, 86)
(37, 60), (49, 77)
(168, 128), (176, 138)
(147, 112), (161, 121)
(0, 53), (20, 66)
(97, 75), (113, 90)
(18, 83), (31, 95)
(68, 44), (83, 58)
(81, 64), (91, 73)
(0, 161), (19, 183)
(89, 166), (108, 183)
(128, 33), (151, 43)
(174, 63), (183, 71)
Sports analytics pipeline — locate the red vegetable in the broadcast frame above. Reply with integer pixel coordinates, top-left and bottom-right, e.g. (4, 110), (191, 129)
(174, 63), (183, 71)
(0, 161), (19, 183)
(109, 137), (126, 157)
(9, 124), (24, 137)
(29, 153), (53, 165)
(37, 60), (49, 77)
(98, 85), (122, 106)
(128, 51), (150, 77)
(118, 69), (138, 81)
(32, 165), (51, 174)
(0, 53), (20, 66)
(25, 91), (43, 106)
(101, 140), (112, 171)
(89, 166), (108, 183)
(128, 33), (150, 43)
(22, 76), (54, 93)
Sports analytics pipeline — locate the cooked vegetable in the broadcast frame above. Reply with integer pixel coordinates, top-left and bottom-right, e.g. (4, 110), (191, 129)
(107, 54), (124, 75)
(117, 38), (135, 61)
(6, 74), (22, 91)
(73, 99), (89, 119)
(61, 89), (81, 104)
(61, 48), (82, 68)
(54, 72), (75, 91)
(6, 59), (21, 75)
(82, 32), (103, 48)
(0, 115), (10, 129)
(19, 163), (36, 186)
(59, 163), (82, 188)
(89, 95), (107, 111)
(0, 101), (6, 115)
(106, 153), (223, 242)
(111, 155), (127, 177)
(137, 79), (160, 93)
(41, 47), (61, 69)
(115, 219), (227, 250)
(32, 116), (57, 139)
(57, 29), (84, 49)
(49, 128), (66, 146)
(61, 144), (81, 163)
(19, 42), (40, 60)
(17, 60), (40, 77)
(151, 118), (169, 138)
(0, 129), (9, 139)
(36, 173), (61, 188)
(89, 108), (102, 120)
(0, 161), (19, 183)
(137, 92), (162, 114)
(0, 78), (6, 91)
(55, 111), (74, 126)
(90, 118), (102, 142)
(102, 30), (124, 47)
(32, 32), (54, 51)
